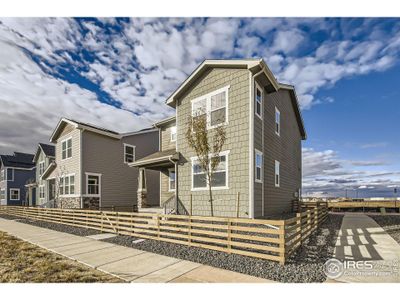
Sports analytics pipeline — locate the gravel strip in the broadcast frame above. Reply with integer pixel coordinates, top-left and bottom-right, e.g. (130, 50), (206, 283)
(103, 214), (343, 283)
(370, 215), (400, 245)
(0, 213), (343, 282)
(0, 214), (101, 236)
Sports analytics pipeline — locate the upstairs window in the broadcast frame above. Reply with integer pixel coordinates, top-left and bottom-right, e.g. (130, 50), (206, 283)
(39, 161), (45, 176)
(255, 150), (263, 182)
(10, 189), (20, 201)
(87, 174), (100, 196)
(275, 107), (281, 136)
(255, 85), (263, 119)
(191, 86), (229, 129)
(275, 160), (280, 187)
(62, 138), (72, 160)
(124, 144), (135, 163)
(168, 169), (176, 191)
(39, 185), (45, 199)
(170, 126), (177, 142)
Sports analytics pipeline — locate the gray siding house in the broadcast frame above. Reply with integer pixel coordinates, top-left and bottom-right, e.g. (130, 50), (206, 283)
(0, 152), (36, 206)
(131, 59), (306, 218)
(32, 143), (56, 207)
(41, 118), (160, 210)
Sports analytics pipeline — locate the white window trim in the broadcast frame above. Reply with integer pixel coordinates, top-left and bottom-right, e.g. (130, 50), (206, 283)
(124, 143), (136, 164)
(190, 150), (230, 191)
(39, 161), (45, 176)
(191, 85), (230, 130)
(275, 107), (281, 136)
(168, 168), (176, 192)
(85, 172), (102, 197)
(39, 185), (45, 200)
(61, 137), (73, 160)
(9, 188), (20, 201)
(170, 126), (177, 142)
(275, 160), (280, 187)
(255, 83), (263, 120)
(0, 188), (5, 201)
(0, 169), (4, 182)
(59, 173), (76, 196)
(255, 149), (263, 183)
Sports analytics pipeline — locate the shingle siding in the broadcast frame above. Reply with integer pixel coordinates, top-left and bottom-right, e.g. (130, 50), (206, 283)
(161, 122), (176, 151)
(176, 68), (250, 217)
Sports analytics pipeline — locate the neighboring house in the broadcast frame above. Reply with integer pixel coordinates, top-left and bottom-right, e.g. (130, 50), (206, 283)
(32, 143), (55, 207)
(41, 118), (160, 210)
(130, 59), (306, 218)
(0, 152), (36, 206)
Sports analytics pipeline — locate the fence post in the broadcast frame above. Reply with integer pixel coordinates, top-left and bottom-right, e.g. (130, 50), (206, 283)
(280, 220), (286, 265)
(101, 212), (104, 232)
(188, 215), (192, 246)
(296, 212), (302, 246)
(157, 214), (160, 239)
(315, 206), (319, 227)
(116, 212), (119, 235)
(227, 219), (232, 253)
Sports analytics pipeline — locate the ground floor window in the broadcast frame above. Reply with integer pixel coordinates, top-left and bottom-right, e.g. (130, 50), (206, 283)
(191, 151), (229, 190)
(39, 185), (45, 199)
(10, 189), (20, 201)
(168, 169), (176, 191)
(0, 189), (5, 200)
(59, 174), (75, 195)
(87, 173), (101, 196)
(275, 160), (280, 187)
(255, 150), (263, 182)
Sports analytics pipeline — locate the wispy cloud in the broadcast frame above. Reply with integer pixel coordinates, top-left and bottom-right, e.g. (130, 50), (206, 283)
(360, 142), (388, 149)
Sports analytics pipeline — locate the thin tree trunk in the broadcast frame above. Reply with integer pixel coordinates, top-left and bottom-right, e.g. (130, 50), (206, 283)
(208, 174), (214, 217)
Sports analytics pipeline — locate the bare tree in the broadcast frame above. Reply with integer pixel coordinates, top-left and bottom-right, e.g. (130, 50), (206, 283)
(51, 166), (67, 208)
(186, 109), (226, 216)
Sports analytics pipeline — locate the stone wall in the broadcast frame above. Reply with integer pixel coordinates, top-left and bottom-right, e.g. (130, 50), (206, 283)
(55, 197), (80, 209)
(82, 197), (100, 210)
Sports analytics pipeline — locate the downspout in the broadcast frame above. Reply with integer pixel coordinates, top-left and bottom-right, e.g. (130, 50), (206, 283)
(168, 157), (178, 214)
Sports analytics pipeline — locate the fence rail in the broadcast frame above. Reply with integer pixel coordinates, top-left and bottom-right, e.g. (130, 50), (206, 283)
(0, 204), (328, 264)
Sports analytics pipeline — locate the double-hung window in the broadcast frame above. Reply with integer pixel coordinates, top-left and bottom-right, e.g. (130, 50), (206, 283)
(275, 107), (280, 136)
(87, 174), (100, 196)
(168, 169), (176, 191)
(0, 169), (4, 182)
(62, 138), (72, 159)
(0, 189), (5, 200)
(255, 84), (263, 118)
(275, 160), (280, 187)
(10, 189), (20, 201)
(170, 126), (177, 142)
(192, 151), (229, 190)
(39, 161), (45, 176)
(255, 150), (263, 183)
(191, 86), (229, 129)
(59, 174), (75, 195)
(39, 185), (45, 199)
(124, 144), (135, 163)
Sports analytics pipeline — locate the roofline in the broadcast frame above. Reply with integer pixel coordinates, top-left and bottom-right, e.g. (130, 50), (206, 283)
(153, 116), (176, 128)
(120, 127), (160, 137)
(33, 143), (55, 163)
(278, 83), (307, 140)
(128, 154), (178, 168)
(165, 59), (279, 106)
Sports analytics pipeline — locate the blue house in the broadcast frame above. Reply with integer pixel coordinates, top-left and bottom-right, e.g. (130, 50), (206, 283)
(0, 152), (36, 206)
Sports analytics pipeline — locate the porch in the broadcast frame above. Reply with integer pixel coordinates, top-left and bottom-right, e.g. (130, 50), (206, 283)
(129, 149), (181, 214)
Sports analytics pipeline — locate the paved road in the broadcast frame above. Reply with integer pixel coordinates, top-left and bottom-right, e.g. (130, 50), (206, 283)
(0, 217), (272, 283)
(330, 213), (400, 283)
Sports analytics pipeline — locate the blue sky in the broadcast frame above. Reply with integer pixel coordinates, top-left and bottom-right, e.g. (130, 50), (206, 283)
(0, 17), (399, 197)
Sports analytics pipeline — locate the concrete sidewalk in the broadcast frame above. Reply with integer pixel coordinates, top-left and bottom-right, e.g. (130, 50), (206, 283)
(331, 213), (400, 283)
(0, 217), (271, 283)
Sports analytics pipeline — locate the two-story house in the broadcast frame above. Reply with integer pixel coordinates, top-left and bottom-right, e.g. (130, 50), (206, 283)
(32, 143), (56, 207)
(0, 152), (36, 206)
(130, 59), (306, 218)
(40, 118), (160, 210)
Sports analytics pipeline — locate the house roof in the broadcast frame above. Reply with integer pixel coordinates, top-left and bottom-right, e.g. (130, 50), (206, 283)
(33, 143), (55, 162)
(0, 152), (35, 169)
(40, 161), (56, 180)
(50, 118), (158, 143)
(165, 59), (280, 107)
(153, 116), (176, 128)
(128, 149), (179, 169)
(278, 83), (307, 140)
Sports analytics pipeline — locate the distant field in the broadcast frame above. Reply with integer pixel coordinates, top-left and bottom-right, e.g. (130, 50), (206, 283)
(0, 231), (123, 283)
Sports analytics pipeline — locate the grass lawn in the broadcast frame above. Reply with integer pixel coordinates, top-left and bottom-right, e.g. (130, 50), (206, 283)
(0, 232), (123, 283)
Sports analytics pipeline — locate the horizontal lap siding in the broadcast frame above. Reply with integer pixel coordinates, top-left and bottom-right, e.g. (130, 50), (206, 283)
(263, 90), (302, 216)
(254, 95), (263, 217)
(82, 130), (160, 208)
(177, 68), (250, 217)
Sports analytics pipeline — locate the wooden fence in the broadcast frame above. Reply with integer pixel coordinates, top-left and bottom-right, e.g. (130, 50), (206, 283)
(0, 205), (328, 264)
(301, 200), (400, 211)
